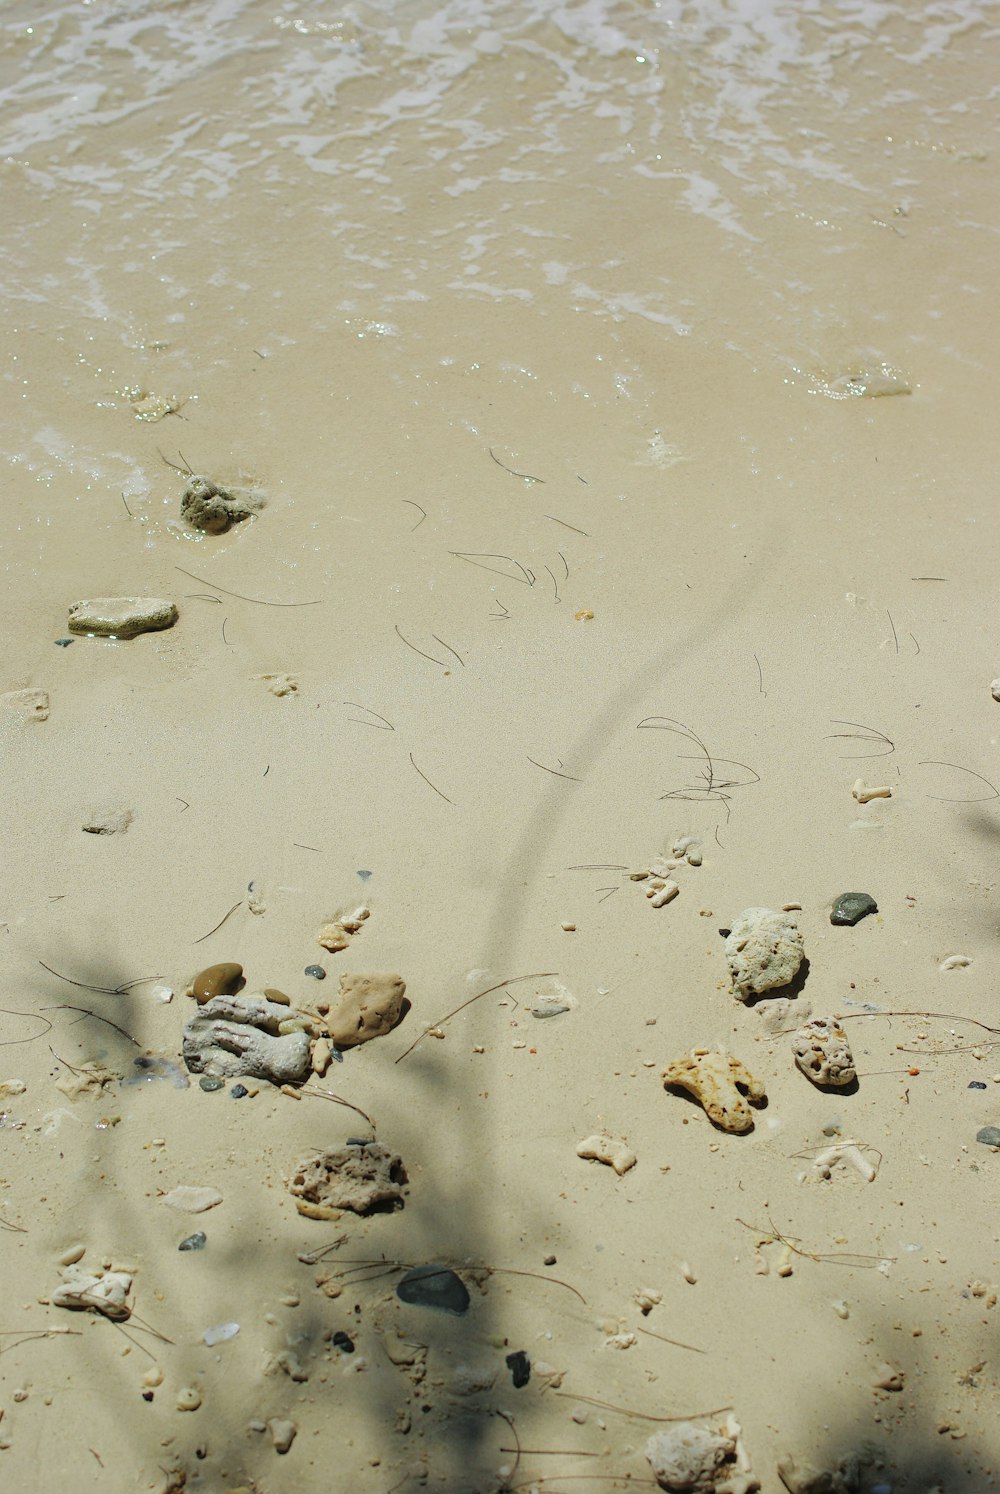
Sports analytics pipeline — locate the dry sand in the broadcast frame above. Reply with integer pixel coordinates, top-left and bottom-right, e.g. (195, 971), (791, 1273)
(2, 3), (1000, 1491)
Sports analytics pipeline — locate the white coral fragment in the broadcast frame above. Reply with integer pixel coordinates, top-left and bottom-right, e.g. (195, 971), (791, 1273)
(52, 1264), (132, 1320)
(575, 1134), (637, 1175)
(661, 1049), (766, 1134)
(725, 907), (804, 1001)
(646, 1413), (758, 1493)
(792, 1018), (856, 1088)
(811, 1141), (877, 1183)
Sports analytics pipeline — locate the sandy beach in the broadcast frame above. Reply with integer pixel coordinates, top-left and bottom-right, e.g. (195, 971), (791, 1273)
(2, 3), (1000, 1491)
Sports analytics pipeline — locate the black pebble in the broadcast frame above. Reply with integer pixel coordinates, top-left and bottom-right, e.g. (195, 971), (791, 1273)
(396, 1264), (470, 1316)
(830, 892), (878, 926)
(331, 1330), (354, 1353)
(199, 1076), (225, 1092)
(304, 964), (326, 980)
(54, 638), (74, 647)
(969, 1081), (987, 1091)
(230, 1083), (249, 1098)
(718, 928), (731, 939)
(506, 1350), (531, 1388)
(179, 1232), (207, 1252)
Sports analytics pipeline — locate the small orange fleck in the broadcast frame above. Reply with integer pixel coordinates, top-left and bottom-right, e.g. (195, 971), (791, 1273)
(529, 1048), (537, 1055)
(908, 1067), (921, 1076)
(575, 608), (594, 621)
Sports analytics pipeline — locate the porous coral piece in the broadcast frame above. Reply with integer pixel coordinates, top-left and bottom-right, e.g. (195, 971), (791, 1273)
(792, 1018), (856, 1088)
(575, 1134), (637, 1175)
(661, 1049), (766, 1134)
(324, 972), (407, 1048)
(52, 1264), (132, 1320)
(646, 1413), (758, 1493)
(725, 907), (804, 1001)
(180, 475), (265, 534)
(286, 1141), (407, 1219)
(182, 993), (311, 1084)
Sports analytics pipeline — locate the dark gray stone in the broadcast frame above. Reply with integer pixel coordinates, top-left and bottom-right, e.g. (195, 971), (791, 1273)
(396, 1265), (470, 1316)
(831, 892), (878, 926)
(975, 1126), (1000, 1147)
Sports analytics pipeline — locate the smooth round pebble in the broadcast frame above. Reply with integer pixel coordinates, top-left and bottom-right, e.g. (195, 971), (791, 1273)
(396, 1264), (471, 1316)
(830, 892), (878, 926)
(304, 965), (326, 980)
(975, 1126), (1000, 1147)
(178, 1232), (207, 1252)
(331, 1330), (355, 1352)
(191, 962), (243, 1002)
(199, 1076), (225, 1092)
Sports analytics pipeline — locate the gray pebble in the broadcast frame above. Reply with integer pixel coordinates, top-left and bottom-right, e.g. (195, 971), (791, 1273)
(975, 1126), (1000, 1147)
(396, 1264), (470, 1316)
(230, 1083), (249, 1098)
(304, 965), (326, 980)
(831, 892), (878, 926)
(199, 1076), (225, 1092)
(178, 1232), (207, 1252)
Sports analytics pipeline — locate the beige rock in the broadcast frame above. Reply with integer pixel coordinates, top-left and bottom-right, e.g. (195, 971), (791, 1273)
(725, 907), (804, 1001)
(268, 1418), (297, 1453)
(67, 596), (178, 639)
(286, 1142), (407, 1219)
(792, 1018), (856, 1088)
(661, 1049), (766, 1133)
(575, 1134), (637, 1175)
(646, 1412), (758, 1493)
(325, 972), (407, 1048)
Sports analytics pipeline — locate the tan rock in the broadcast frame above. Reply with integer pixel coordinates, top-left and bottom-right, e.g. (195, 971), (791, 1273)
(325, 972), (407, 1048)
(286, 1142), (407, 1219)
(661, 1049), (766, 1134)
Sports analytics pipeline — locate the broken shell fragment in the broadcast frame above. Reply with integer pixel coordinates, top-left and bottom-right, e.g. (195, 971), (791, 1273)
(67, 597), (178, 639)
(792, 1018), (856, 1088)
(575, 1134), (637, 1175)
(661, 1049), (766, 1134)
(724, 907), (804, 1001)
